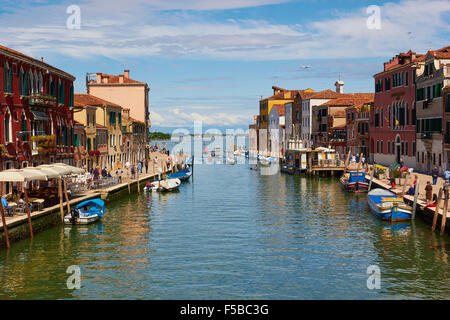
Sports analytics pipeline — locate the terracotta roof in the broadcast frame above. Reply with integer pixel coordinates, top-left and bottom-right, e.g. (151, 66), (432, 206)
(90, 73), (145, 85)
(318, 97), (374, 107)
(74, 94), (122, 108)
(308, 90), (344, 100)
(428, 45), (450, 59)
(130, 117), (146, 125)
(273, 104), (285, 116)
(0, 44), (75, 80)
(264, 89), (312, 101)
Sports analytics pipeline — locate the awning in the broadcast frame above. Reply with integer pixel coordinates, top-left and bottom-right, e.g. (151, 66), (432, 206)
(31, 110), (49, 121)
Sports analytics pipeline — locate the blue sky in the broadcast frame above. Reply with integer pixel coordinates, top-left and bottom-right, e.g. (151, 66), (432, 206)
(1, 0), (449, 132)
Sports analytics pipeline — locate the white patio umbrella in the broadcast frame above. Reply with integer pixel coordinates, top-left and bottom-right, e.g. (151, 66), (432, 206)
(52, 163), (85, 174)
(0, 169), (47, 182)
(38, 164), (73, 176)
(0, 169), (48, 240)
(25, 167), (61, 179)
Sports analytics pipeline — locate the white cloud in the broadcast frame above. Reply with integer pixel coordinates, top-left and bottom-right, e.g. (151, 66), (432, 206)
(0, 0), (448, 61)
(150, 106), (253, 127)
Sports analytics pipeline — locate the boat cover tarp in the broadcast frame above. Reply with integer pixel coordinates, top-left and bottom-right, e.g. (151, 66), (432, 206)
(76, 198), (105, 218)
(348, 172), (366, 183)
(168, 170), (191, 179)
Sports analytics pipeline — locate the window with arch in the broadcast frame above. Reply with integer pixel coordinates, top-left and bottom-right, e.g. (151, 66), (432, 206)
(4, 109), (12, 143)
(3, 62), (12, 93)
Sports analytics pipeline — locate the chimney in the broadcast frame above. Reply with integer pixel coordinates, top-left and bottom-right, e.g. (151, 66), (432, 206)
(41, 57), (44, 62)
(96, 73), (102, 84)
(335, 80), (344, 94)
(103, 75), (109, 84)
(119, 74), (124, 84)
(124, 69), (130, 78)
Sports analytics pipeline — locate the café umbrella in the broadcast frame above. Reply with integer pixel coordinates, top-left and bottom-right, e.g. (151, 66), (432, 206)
(0, 169), (48, 245)
(52, 163), (85, 174)
(37, 164), (74, 222)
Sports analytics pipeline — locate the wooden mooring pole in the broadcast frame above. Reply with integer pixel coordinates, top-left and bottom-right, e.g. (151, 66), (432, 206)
(0, 202), (10, 249)
(440, 184), (449, 235)
(63, 178), (71, 215)
(24, 185), (33, 238)
(432, 187), (443, 232)
(412, 178), (420, 219)
(58, 178), (64, 222)
(368, 164), (375, 192)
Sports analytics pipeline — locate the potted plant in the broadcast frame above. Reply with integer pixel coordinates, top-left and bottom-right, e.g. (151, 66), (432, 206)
(376, 168), (385, 179)
(393, 169), (402, 185)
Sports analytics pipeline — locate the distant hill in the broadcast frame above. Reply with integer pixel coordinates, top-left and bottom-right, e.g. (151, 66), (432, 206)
(149, 131), (171, 140)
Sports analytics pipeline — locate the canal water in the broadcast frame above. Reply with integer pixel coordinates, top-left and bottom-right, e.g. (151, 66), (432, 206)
(1, 150), (450, 299)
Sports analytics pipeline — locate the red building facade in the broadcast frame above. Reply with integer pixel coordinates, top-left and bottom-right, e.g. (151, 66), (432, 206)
(370, 50), (424, 168)
(0, 45), (75, 169)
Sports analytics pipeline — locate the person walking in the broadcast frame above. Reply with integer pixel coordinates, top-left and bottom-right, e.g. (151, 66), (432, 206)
(94, 167), (100, 181)
(131, 165), (136, 179)
(425, 181), (433, 205)
(432, 166), (439, 185)
(445, 170), (450, 183)
(138, 161), (142, 174)
(145, 159), (148, 174)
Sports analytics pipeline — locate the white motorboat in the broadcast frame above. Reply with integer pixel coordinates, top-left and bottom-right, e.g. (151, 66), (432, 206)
(259, 156), (273, 167)
(145, 178), (181, 192)
(226, 158), (236, 165)
(64, 199), (105, 225)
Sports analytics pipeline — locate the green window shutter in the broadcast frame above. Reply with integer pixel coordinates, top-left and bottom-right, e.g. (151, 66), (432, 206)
(70, 85), (74, 107)
(7, 67), (12, 93)
(19, 70), (22, 95)
(24, 71), (28, 96)
(62, 82), (65, 104)
(3, 63), (6, 92)
(87, 138), (91, 151)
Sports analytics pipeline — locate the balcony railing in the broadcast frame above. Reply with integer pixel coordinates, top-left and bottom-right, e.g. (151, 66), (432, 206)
(28, 94), (56, 107)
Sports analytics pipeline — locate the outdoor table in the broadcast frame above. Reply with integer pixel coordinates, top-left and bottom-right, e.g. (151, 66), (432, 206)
(32, 199), (45, 212)
(6, 202), (17, 217)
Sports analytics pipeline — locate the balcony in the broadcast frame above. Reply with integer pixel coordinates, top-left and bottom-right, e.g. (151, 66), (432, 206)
(28, 94), (56, 107)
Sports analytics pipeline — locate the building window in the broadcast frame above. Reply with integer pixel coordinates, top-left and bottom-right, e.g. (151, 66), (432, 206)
(388, 141), (391, 155)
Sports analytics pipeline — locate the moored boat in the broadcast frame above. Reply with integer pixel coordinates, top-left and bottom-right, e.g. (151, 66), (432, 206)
(367, 188), (413, 222)
(145, 178), (181, 192)
(226, 158), (236, 165)
(167, 168), (192, 182)
(64, 199), (105, 225)
(340, 171), (369, 193)
(259, 156), (274, 167)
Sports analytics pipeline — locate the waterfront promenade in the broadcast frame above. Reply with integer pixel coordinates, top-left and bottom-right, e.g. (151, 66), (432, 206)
(0, 151), (178, 248)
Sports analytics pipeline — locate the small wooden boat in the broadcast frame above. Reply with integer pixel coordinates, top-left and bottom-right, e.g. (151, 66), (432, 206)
(226, 158), (236, 165)
(367, 189), (413, 222)
(145, 178), (181, 192)
(64, 199), (105, 225)
(281, 164), (296, 174)
(340, 171), (369, 193)
(167, 168), (192, 182)
(259, 156), (273, 167)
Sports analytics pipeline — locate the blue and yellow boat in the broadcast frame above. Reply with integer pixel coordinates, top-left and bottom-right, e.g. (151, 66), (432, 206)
(367, 188), (413, 222)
